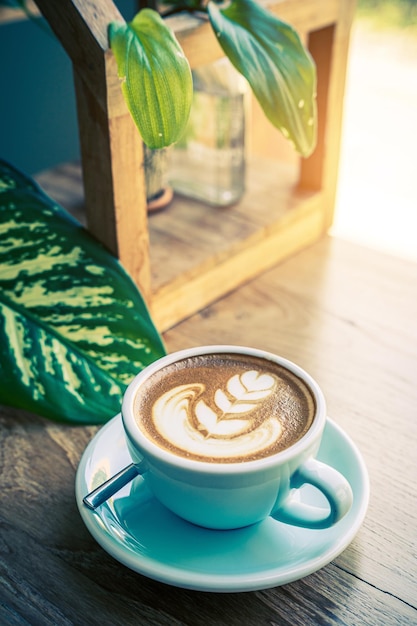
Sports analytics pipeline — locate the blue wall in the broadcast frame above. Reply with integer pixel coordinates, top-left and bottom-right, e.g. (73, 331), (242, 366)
(0, 1), (137, 176)
(0, 18), (79, 175)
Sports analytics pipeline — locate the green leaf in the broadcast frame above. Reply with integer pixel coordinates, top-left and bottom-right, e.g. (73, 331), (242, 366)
(109, 9), (193, 149)
(208, 0), (317, 157)
(0, 160), (166, 424)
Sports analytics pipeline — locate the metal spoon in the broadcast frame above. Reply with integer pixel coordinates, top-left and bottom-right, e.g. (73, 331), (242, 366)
(83, 463), (142, 510)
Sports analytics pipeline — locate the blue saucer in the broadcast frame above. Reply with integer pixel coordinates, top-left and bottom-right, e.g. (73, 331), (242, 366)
(75, 416), (369, 592)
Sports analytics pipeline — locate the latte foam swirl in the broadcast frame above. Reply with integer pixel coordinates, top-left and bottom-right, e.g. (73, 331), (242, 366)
(134, 353), (316, 463)
(151, 370), (283, 460)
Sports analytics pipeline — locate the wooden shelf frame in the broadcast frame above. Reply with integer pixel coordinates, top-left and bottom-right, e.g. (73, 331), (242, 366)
(32, 0), (355, 331)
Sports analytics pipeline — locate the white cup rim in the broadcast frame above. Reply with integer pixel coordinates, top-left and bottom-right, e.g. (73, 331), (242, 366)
(122, 345), (327, 476)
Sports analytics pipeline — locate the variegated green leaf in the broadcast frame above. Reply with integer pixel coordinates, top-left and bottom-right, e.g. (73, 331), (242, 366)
(109, 9), (193, 149)
(0, 159), (166, 424)
(208, 0), (317, 157)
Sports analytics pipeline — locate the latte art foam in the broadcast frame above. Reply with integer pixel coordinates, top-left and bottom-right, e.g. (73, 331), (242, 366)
(134, 354), (316, 463)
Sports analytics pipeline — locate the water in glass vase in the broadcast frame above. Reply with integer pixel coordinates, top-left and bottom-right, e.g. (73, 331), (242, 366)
(169, 58), (247, 207)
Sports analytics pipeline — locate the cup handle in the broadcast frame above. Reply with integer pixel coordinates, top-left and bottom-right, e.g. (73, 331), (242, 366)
(271, 458), (353, 529)
(83, 461), (148, 510)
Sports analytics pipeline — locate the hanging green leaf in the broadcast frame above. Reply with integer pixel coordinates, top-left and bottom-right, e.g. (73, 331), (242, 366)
(109, 9), (193, 149)
(0, 160), (166, 424)
(208, 0), (317, 157)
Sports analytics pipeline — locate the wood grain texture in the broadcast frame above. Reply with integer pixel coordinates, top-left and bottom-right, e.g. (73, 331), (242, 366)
(149, 163), (326, 329)
(1, 236), (416, 625)
(73, 70), (151, 300)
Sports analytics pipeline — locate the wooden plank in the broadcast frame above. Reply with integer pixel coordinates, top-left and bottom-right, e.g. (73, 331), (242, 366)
(73, 70), (151, 300)
(151, 194), (324, 330)
(264, 0), (341, 31)
(148, 160), (300, 289)
(299, 0), (356, 227)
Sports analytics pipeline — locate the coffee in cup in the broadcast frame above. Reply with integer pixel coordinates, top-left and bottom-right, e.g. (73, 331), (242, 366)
(122, 346), (353, 530)
(134, 352), (315, 463)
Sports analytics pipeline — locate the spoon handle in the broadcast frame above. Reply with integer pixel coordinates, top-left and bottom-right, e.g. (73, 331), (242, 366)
(83, 463), (140, 510)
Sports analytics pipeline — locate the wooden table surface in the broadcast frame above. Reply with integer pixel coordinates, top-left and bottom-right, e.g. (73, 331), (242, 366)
(1, 235), (416, 625)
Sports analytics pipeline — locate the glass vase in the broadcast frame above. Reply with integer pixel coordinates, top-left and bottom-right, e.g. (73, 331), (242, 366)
(168, 57), (247, 207)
